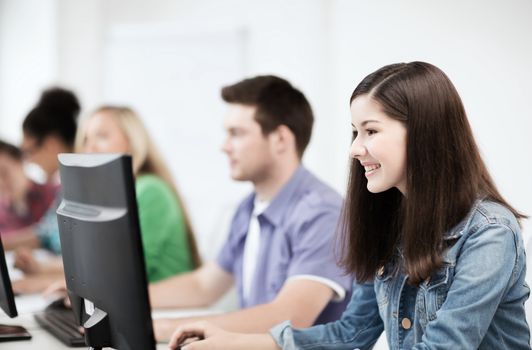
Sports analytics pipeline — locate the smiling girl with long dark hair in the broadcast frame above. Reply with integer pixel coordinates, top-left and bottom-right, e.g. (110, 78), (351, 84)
(167, 62), (530, 350)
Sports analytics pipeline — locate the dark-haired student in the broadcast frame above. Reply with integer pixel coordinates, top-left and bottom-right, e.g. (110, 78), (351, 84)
(4, 87), (80, 293)
(167, 62), (531, 350)
(151, 75), (351, 341)
(0, 139), (57, 234)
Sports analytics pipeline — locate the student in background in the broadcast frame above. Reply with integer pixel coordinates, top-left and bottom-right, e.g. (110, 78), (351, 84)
(76, 105), (200, 281)
(19, 106), (200, 288)
(0, 139), (57, 234)
(151, 76), (351, 341)
(3, 87), (80, 254)
(167, 62), (530, 350)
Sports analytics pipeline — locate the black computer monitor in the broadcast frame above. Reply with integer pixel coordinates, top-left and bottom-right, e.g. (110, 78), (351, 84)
(0, 234), (31, 341)
(56, 153), (155, 350)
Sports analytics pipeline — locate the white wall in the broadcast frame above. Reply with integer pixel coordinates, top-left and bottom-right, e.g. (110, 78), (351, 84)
(55, 0), (104, 110)
(0, 0), (58, 143)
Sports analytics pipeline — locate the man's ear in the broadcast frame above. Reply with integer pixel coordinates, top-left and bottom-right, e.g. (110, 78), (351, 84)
(271, 125), (296, 155)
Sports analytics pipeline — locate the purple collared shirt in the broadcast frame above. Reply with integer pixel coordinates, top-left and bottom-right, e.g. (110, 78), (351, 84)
(217, 166), (352, 324)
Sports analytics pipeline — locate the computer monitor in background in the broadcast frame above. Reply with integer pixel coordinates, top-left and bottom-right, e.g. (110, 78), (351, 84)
(57, 153), (155, 350)
(0, 234), (32, 342)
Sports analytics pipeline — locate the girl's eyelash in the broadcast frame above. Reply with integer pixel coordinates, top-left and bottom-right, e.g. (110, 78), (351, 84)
(351, 129), (377, 138)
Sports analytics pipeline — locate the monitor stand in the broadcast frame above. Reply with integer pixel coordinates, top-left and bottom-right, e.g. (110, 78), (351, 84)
(83, 306), (110, 350)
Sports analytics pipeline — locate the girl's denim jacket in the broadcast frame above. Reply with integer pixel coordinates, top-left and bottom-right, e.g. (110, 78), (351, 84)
(271, 200), (531, 349)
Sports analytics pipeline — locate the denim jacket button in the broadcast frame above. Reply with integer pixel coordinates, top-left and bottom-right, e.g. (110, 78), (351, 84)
(401, 318), (412, 330)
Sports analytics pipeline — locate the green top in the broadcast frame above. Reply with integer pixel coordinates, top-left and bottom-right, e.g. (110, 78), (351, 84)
(135, 174), (194, 283)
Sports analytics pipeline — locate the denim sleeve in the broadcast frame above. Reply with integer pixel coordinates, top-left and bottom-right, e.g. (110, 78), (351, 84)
(413, 223), (524, 349)
(269, 282), (384, 350)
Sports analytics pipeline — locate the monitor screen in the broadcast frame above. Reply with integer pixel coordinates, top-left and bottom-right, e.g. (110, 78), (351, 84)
(0, 234), (32, 342)
(57, 153), (155, 350)
(0, 234), (17, 318)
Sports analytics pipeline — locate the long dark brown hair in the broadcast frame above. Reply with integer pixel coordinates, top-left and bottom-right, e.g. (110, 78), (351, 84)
(340, 62), (526, 285)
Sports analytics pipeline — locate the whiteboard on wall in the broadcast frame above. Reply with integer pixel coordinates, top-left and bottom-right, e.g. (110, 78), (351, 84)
(102, 24), (251, 260)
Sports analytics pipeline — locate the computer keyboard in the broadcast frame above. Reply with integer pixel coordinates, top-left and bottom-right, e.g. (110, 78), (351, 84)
(34, 303), (86, 347)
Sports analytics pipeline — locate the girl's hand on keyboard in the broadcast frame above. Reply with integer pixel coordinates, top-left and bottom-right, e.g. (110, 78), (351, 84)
(167, 321), (280, 350)
(168, 321), (212, 349)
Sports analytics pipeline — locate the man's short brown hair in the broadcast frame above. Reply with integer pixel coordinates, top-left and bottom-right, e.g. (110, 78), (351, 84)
(221, 75), (314, 158)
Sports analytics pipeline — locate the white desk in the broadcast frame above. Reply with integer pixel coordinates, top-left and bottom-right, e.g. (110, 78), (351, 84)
(2, 251), (222, 349)
(0, 294), (222, 350)
(1, 305), (390, 350)
(1, 311), (171, 350)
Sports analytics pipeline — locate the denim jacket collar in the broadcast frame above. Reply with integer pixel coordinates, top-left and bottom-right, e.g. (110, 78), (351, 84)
(442, 199), (482, 241)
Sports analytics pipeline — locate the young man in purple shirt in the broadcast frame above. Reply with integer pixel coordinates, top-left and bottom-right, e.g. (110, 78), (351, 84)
(151, 76), (351, 340)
